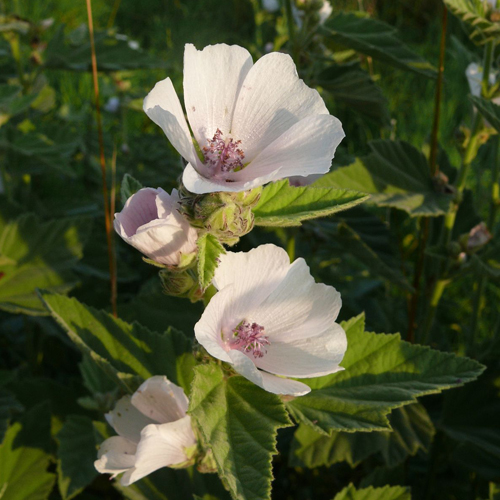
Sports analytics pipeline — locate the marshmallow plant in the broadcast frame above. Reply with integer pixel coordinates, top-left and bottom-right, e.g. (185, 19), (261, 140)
(143, 43), (345, 194)
(95, 376), (197, 485)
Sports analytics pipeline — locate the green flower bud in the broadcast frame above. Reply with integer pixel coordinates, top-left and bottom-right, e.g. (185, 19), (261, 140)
(180, 187), (262, 245)
(159, 267), (203, 302)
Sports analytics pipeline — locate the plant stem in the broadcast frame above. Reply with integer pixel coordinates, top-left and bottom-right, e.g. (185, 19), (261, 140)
(286, 233), (296, 261)
(429, 5), (448, 177)
(86, 0), (118, 317)
(421, 40), (495, 343)
(408, 5), (447, 343)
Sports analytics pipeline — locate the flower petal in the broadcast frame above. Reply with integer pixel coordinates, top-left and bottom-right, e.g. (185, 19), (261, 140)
(213, 244), (290, 298)
(121, 417), (196, 486)
(233, 114), (345, 182)
(255, 323), (347, 378)
(105, 395), (157, 443)
(227, 349), (310, 396)
(251, 259), (342, 342)
(131, 376), (189, 424)
(231, 52), (329, 162)
(182, 162), (281, 194)
(183, 43), (253, 148)
(94, 436), (137, 477)
(114, 188), (159, 239)
(194, 286), (238, 363)
(143, 77), (200, 167)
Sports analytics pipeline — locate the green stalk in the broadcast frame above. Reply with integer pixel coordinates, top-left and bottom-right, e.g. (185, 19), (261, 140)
(420, 40), (494, 343)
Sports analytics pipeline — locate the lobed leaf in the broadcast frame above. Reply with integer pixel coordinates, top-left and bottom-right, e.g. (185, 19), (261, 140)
(0, 214), (92, 315)
(38, 292), (196, 394)
(253, 179), (369, 227)
(121, 173), (144, 205)
(333, 484), (411, 500)
(444, 0), (500, 45)
(197, 233), (225, 290)
(286, 314), (485, 435)
(315, 140), (453, 216)
(188, 364), (292, 500)
(321, 12), (437, 78)
(57, 416), (99, 500)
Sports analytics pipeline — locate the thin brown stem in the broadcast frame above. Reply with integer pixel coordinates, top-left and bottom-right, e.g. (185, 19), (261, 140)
(429, 5), (448, 176)
(85, 0), (117, 317)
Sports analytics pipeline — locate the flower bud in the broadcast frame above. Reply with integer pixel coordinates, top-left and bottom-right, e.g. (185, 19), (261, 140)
(158, 267), (203, 302)
(114, 187), (198, 267)
(181, 187), (262, 245)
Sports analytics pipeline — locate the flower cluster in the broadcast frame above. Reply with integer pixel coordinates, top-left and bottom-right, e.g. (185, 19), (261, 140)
(99, 42), (348, 486)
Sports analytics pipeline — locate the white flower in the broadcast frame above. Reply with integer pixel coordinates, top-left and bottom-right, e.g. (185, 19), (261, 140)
(95, 376), (197, 486)
(262, 0), (280, 12)
(288, 173), (323, 187)
(114, 187), (198, 266)
(104, 96), (120, 113)
(465, 62), (496, 97)
(194, 244), (347, 396)
(143, 43), (344, 194)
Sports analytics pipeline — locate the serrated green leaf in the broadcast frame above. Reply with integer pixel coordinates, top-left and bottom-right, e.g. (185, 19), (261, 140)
(333, 484), (411, 500)
(0, 214), (92, 315)
(316, 140), (453, 216)
(286, 314), (485, 435)
(252, 179), (369, 227)
(0, 390), (23, 442)
(121, 173), (144, 205)
(444, 0), (500, 45)
(188, 364), (292, 500)
(316, 63), (390, 125)
(197, 233), (225, 290)
(291, 403), (434, 469)
(38, 292), (196, 394)
(322, 12), (437, 78)
(0, 404), (56, 500)
(470, 95), (500, 132)
(57, 416), (98, 500)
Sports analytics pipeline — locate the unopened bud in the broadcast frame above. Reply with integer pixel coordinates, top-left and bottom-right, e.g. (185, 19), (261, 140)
(159, 267), (203, 302)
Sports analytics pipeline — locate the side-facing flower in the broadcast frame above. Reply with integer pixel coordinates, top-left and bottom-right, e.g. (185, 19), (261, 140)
(143, 43), (345, 194)
(95, 376), (197, 486)
(194, 244), (347, 396)
(114, 187), (198, 267)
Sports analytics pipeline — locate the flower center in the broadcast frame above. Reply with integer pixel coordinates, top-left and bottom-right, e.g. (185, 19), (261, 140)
(230, 320), (270, 359)
(203, 129), (245, 177)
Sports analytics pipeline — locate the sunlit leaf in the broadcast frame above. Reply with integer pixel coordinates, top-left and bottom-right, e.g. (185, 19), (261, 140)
(197, 233), (225, 290)
(189, 364), (292, 500)
(333, 484), (411, 500)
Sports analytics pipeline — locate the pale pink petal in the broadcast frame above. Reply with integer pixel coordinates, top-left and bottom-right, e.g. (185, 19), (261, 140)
(213, 244), (290, 301)
(255, 324), (347, 378)
(251, 260), (342, 341)
(94, 436), (137, 477)
(114, 188), (158, 239)
(232, 114), (345, 182)
(143, 77), (200, 168)
(105, 395), (157, 443)
(131, 376), (188, 424)
(227, 350), (310, 396)
(194, 286), (238, 363)
(121, 417), (196, 486)
(182, 162), (281, 194)
(231, 52), (329, 162)
(183, 43), (253, 148)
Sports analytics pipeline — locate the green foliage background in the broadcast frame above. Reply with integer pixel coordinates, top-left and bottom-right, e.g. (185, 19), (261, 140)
(0, 0), (499, 500)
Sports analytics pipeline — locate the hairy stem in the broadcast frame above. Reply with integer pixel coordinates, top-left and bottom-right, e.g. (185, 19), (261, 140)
(86, 0), (118, 317)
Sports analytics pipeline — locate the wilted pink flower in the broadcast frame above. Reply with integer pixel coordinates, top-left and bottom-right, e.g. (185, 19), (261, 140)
(194, 244), (347, 396)
(143, 43), (344, 194)
(114, 188), (198, 266)
(467, 222), (492, 252)
(95, 376), (197, 486)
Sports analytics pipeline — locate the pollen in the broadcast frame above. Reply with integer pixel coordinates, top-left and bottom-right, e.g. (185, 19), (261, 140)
(203, 129), (245, 176)
(231, 320), (270, 358)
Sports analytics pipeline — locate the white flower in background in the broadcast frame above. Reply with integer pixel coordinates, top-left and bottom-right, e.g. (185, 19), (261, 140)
(294, 1), (333, 29)
(465, 62), (497, 97)
(318, 1), (333, 24)
(95, 376), (197, 486)
(104, 96), (120, 113)
(488, 0), (497, 8)
(262, 0), (280, 12)
(114, 188), (198, 266)
(194, 244), (347, 396)
(143, 43), (344, 194)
